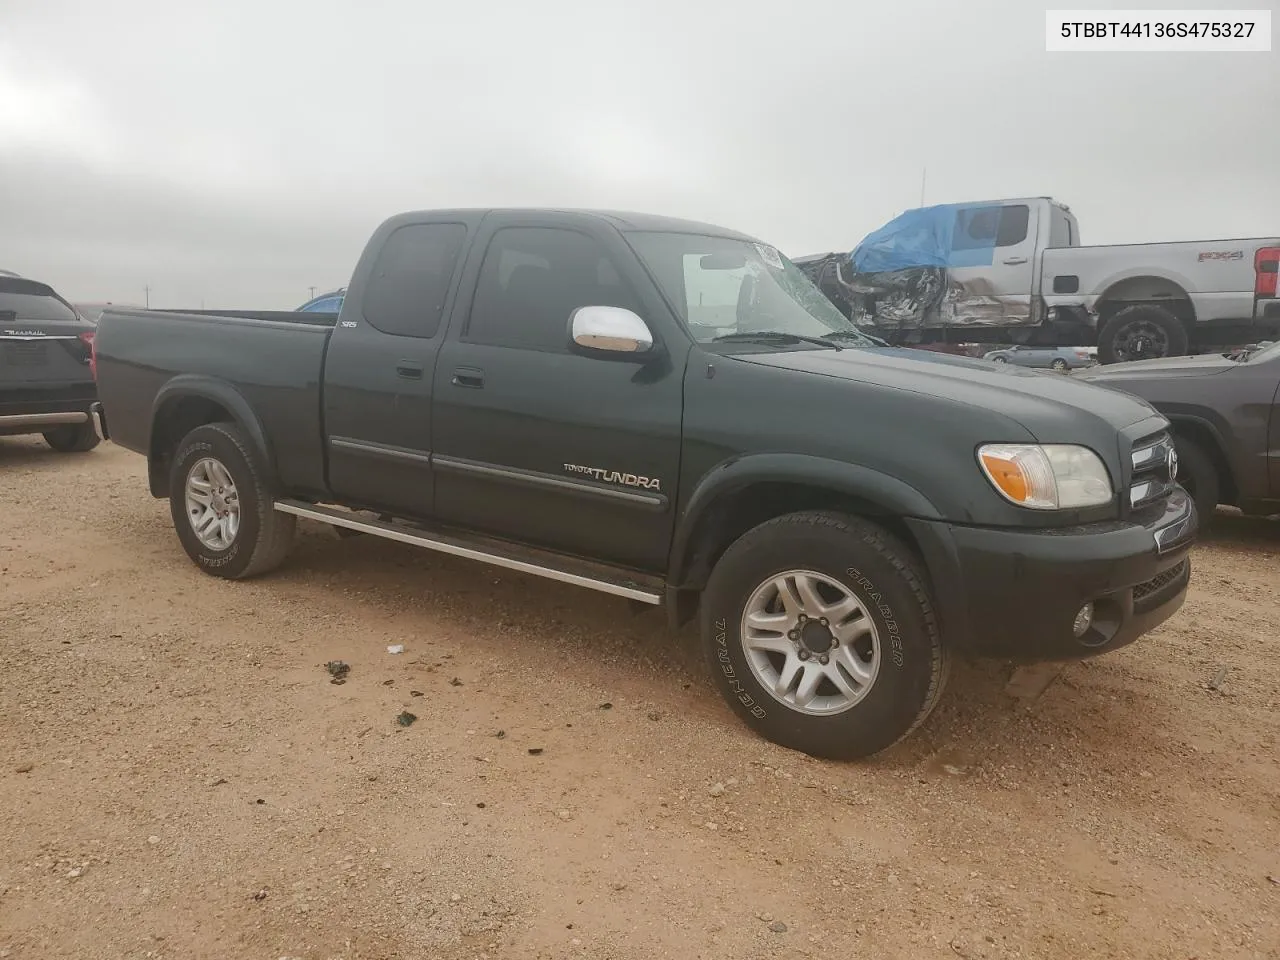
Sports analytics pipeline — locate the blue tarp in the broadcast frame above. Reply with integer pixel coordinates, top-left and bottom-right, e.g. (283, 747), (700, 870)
(850, 203), (1000, 273)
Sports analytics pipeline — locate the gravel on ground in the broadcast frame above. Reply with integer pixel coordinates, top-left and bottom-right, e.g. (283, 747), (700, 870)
(1, 438), (1277, 959)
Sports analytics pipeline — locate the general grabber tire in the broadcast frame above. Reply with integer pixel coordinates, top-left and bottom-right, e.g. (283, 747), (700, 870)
(168, 422), (295, 580)
(701, 511), (949, 760)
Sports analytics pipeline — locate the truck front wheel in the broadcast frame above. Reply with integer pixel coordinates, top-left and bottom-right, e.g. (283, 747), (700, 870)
(1097, 304), (1188, 363)
(168, 422), (295, 579)
(701, 511), (949, 760)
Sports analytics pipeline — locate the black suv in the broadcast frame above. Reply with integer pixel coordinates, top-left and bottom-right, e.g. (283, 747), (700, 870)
(0, 276), (101, 453)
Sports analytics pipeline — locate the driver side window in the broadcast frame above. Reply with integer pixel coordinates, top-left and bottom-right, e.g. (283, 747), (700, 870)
(464, 227), (641, 353)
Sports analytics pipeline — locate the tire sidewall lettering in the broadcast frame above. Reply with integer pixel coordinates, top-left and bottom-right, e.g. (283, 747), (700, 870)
(847, 567), (905, 668)
(714, 616), (767, 719)
(172, 429), (253, 574)
(700, 514), (945, 759)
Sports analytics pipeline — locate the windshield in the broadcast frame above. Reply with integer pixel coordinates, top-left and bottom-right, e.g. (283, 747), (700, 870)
(1239, 340), (1280, 362)
(626, 232), (875, 347)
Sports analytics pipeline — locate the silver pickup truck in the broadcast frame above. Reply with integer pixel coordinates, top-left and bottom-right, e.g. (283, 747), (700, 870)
(798, 197), (1280, 364)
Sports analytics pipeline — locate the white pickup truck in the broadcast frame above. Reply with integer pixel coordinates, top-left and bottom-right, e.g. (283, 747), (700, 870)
(796, 197), (1280, 363)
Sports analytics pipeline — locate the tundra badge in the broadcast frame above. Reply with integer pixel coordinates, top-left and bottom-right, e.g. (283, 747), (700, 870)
(563, 463), (661, 492)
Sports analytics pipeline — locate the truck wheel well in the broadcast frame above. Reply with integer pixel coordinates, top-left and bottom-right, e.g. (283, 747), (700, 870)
(1096, 277), (1195, 324)
(678, 481), (926, 593)
(1169, 419), (1237, 506)
(148, 395), (233, 497)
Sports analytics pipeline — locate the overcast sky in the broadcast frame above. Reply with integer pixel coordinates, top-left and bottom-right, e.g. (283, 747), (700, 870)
(1, 0), (1277, 308)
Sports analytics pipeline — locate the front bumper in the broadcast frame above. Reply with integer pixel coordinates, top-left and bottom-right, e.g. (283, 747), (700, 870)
(906, 489), (1196, 661)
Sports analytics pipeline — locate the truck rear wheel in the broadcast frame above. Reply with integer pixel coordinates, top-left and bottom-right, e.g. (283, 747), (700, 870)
(43, 421), (100, 453)
(168, 422), (295, 579)
(701, 511), (949, 760)
(1098, 305), (1188, 363)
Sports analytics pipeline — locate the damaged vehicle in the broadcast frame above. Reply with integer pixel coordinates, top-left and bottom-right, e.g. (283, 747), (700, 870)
(796, 198), (1280, 364)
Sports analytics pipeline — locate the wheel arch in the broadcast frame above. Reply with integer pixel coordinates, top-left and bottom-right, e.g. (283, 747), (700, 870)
(1165, 413), (1239, 506)
(1096, 273), (1196, 324)
(665, 455), (942, 625)
(148, 376), (273, 498)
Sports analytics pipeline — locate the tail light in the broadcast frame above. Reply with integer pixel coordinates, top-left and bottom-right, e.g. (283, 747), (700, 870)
(79, 330), (97, 379)
(1256, 247), (1280, 298)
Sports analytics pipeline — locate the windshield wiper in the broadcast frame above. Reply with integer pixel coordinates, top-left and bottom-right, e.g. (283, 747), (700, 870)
(713, 331), (842, 351)
(822, 330), (887, 347)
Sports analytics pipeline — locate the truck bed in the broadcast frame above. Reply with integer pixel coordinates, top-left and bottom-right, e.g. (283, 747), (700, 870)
(94, 308), (333, 494)
(1043, 235), (1280, 323)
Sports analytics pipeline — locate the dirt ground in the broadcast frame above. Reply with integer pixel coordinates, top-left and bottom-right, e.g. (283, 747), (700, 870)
(1, 438), (1277, 960)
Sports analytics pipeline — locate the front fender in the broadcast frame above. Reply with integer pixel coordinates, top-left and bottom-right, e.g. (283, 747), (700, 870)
(668, 453), (942, 584)
(1158, 406), (1248, 490)
(1161, 407), (1231, 447)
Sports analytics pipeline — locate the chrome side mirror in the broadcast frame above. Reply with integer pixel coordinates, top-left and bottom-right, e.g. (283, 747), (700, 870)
(569, 306), (655, 357)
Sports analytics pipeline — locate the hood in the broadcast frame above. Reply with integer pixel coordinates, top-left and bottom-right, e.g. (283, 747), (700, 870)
(733, 346), (1160, 439)
(1075, 352), (1238, 382)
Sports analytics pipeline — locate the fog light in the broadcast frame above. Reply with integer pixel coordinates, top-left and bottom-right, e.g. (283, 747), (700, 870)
(1073, 602), (1094, 638)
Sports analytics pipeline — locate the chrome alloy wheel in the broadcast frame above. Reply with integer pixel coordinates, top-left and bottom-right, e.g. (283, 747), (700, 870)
(740, 570), (881, 716)
(185, 457), (240, 550)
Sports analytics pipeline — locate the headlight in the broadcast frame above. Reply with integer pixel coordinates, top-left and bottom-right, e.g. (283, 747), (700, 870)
(978, 443), (1113, 510)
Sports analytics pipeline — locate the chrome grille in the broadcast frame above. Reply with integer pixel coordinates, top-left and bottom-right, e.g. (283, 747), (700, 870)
(1129, 432), (1176, 510)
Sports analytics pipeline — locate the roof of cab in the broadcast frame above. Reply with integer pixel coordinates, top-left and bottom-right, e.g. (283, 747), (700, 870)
(388, 208), (757, 241)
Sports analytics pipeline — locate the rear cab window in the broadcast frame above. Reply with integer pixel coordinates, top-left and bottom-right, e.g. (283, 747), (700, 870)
(361, 223), (468, 338)
(1048, 206), (1075, 248)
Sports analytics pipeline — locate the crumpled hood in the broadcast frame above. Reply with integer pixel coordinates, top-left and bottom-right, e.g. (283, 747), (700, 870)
(1075, 352), (1238, 381)
(733, 346), (1161, 438)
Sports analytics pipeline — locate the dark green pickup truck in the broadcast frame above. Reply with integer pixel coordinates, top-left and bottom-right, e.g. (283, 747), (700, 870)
(94, 209), (1196, 759)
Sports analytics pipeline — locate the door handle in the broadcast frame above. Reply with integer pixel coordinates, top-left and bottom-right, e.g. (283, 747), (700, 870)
(451, 366), (485, 388)
(1002, 256), (1029, 265)
(396, 361), (424, 380)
